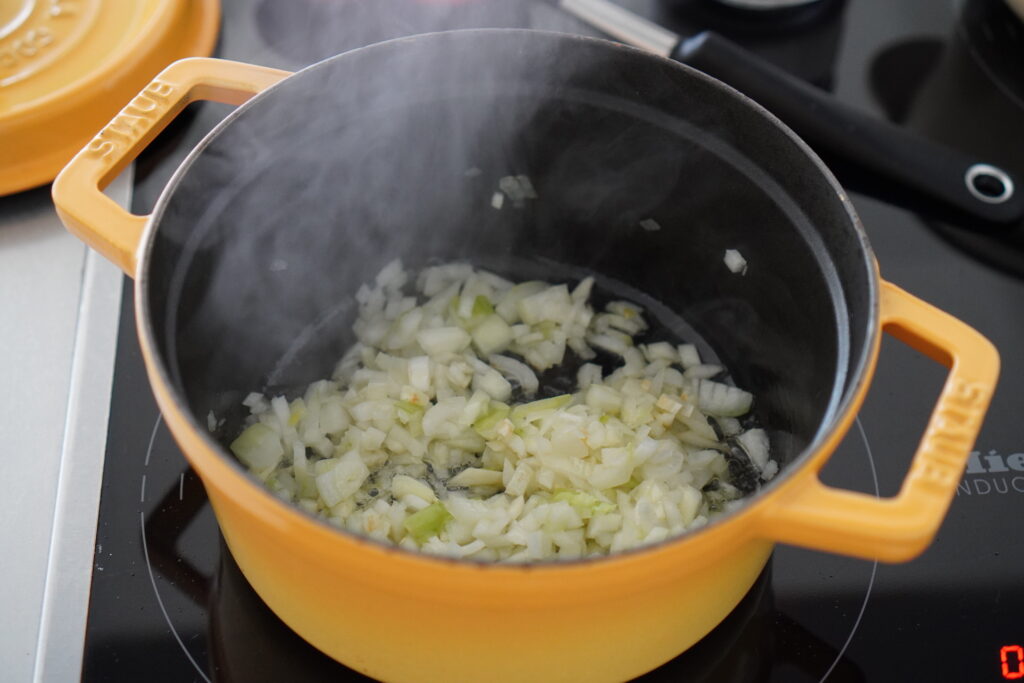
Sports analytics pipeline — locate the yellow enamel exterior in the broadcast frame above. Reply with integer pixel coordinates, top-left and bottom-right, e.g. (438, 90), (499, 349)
(52, 57), (1001, 682)
(52, 58), (290, 273)
(0, 0), (220, 196)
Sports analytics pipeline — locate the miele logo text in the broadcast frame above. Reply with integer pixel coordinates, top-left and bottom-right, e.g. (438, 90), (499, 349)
(957, 450), (1024, 496)
(85, 80), (177, 161)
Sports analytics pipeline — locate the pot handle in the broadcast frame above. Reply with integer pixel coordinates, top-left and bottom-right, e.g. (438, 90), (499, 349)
(52, 58), (291, 276)
(758, 281), (999, 562)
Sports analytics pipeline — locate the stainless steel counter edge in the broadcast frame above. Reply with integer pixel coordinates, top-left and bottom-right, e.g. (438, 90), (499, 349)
(31, 171), (131, 683)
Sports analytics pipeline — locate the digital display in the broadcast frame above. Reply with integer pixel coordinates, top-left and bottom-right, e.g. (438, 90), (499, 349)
(1002, 645), (1024, 680)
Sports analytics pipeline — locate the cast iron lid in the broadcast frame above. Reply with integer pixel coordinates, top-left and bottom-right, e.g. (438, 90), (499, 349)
(0, 0), (220, 196)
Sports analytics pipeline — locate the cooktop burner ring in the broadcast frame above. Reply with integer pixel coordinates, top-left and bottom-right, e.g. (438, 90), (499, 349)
(140, 416), (214, 683)
(817, 418), (878, 682)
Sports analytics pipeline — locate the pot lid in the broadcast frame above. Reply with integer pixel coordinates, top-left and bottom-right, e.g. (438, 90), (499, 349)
(0, 0), (220, 196)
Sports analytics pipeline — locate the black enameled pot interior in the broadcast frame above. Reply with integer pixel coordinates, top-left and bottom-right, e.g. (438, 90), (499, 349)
(144, 30), (875, 478)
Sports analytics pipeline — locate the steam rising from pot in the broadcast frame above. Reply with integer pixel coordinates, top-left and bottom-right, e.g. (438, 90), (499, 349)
(147, 26), (840, 467)
(155, 21), (689, 417)
(255, 0), (533, 64)
(136, 25), (860, 475)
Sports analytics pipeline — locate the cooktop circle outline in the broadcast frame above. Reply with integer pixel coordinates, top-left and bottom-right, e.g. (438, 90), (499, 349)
(140, 415), (213, 683)
(818, 418), (878, 682)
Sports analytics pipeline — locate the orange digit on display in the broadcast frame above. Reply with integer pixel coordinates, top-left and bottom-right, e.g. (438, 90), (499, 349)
(1002, 645), (1024, 680)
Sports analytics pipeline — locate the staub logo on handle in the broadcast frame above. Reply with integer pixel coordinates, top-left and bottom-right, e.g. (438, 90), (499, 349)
(85, 80), (177, 161)
(914, 377), (990, 491)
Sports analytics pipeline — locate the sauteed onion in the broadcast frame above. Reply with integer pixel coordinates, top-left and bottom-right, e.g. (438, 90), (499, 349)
(229, 262), (777, 561)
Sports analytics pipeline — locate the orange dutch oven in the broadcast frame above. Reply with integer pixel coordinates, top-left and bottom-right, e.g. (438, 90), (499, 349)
(52, 31), (998, 682)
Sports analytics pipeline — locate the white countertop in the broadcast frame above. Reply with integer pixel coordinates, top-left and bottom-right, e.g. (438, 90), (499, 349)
(0, 172), (130, 683)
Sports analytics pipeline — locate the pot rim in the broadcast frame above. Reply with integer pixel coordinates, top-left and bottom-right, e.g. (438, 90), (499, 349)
(135, 28), (881, 574)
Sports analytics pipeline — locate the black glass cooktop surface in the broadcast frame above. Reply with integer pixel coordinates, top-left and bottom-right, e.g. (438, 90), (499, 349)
(82, 1), (1024, 681)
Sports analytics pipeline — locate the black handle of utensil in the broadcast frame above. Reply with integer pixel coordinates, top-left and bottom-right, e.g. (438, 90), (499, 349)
(674, 31), (1023, 225)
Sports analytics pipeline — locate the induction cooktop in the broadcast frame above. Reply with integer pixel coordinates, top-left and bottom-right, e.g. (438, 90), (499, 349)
(81, 1), (1024, 681)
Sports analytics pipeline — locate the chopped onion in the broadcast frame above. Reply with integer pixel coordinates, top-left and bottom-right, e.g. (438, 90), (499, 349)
(404, 502), (453, 542)
(641, 342), (676, 363)
(714, 416), (742, 437)
(724, 249), (748, 275)
(471, 362), (513, 401)
(449, 468), (504, 487)
(315, 450), (369, 507)
(697, 380), (753, 417)
(588, 332), (631, 356)
(585, 384), (623, 414)
(517, 285), (572, 325)
(417, 327), (471, 355)
(408, 356), (431, 392)
(230, 423), (285, 473)
(489, 354), (539, 396)
(684, 364), (724, 380)
(510, 394), (573, 425)
(677, 344), (701, 369)
(228, 261), (774, 562)
(736, 428), (771, 473)
(392, 474), (437, 503)
(495, 281), (547, 323)
(577, 363), (602, 390)
(471, 314), (513, 356)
